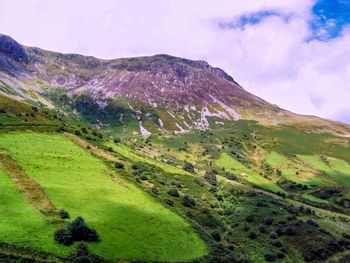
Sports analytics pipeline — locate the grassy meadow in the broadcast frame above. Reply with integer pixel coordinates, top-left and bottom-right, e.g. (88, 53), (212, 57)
(0, 132), (207, 261)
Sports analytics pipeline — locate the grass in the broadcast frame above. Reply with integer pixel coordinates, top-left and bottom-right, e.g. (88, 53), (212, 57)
(301, 193), (330, 205)
(298, 155), (350, 186)
(0, 132), (207, 261)
(0, 166), (71, 255)
(105, 141), (189, 175)
(216, 153), (284, 193)
(265, 152), (331, 186)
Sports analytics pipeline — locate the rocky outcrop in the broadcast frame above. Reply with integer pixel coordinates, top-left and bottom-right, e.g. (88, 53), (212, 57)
(0, 34), (27, 63)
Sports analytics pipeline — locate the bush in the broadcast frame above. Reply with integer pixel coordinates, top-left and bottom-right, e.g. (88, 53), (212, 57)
(182, 195), (196, 207)
(224, 173), (237, 181)
(113, 137), (121, 143)
(272, 240), (283, 248)
(114, 162), (125, 169)
(264, 217), (273, 225)
(72, 256), (91, 263)
(183, 162), (195, 173)
(55, 217), (99, 246)
(54, 229), (73, 246)
(151, 187), (160, 195)
(284, 226), (296, 236)
(167, 188), (180, 197)
(307, 219), (319, 227)
(68, 217), (99, 242)
(204, 170), (217, 186)
(211, 231), (221, 241)
(264, 252), (277, 262)
(59, 209), (70, 219)
(164, 199), (174, 206)
(248, 232), (257, 239)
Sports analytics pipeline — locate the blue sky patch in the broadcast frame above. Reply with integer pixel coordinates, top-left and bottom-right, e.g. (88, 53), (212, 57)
(309, 0), (350, 40)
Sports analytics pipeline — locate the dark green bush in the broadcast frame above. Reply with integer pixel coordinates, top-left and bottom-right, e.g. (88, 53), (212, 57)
(211, 231), (221, 241)
(167, 188), (180, 197)
(55, 217), (99, 246)
(183, 162), (195, 173)
(182, 195), (196, 207)
(54, 229), (73, 246)
(59, 209), (70, 219)
(204, 170), (217, 186)
(114, 162), (125, 169)
(264, 252), (277, 262)
(68, 217), (99, 242)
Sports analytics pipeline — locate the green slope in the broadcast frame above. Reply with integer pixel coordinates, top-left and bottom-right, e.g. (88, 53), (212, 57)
(0, 132), (207, 261)
(0, 166), (70, 255)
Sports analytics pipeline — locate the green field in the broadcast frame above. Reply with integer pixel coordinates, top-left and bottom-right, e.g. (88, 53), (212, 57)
(105, 141), (189, 175)
(0, 132), (207, 261)
(216, 153), (284, 193)
(0, 166), (70, 255)
(298, 155), (350, 186)
(265, 152), (331, 186)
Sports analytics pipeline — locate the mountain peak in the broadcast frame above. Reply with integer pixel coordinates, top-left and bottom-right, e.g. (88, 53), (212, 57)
(0, 34), (27, 63)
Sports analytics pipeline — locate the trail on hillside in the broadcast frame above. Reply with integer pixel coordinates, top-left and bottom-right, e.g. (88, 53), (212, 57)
(0, 151), (57, 214)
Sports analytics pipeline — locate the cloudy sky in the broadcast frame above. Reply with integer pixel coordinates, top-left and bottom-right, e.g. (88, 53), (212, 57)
(0, 0), (349, 124)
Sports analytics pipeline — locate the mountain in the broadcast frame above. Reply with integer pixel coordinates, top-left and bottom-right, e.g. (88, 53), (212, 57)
(0, 33), (349, 137)
(1, 33), (350, 263)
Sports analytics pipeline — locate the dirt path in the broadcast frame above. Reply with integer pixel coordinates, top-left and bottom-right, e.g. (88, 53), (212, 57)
(0, 151), (57, 215)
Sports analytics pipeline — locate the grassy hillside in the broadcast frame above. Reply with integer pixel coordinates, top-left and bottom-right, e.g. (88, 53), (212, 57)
(0, 166), (69, 255)
(0, 132), (207, 261)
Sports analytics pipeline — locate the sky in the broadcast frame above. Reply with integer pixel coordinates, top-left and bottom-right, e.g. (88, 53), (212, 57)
(0, 0), (349, 124)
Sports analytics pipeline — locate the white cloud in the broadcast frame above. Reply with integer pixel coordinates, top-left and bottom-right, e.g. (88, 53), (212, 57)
(0, 0), (349, 123)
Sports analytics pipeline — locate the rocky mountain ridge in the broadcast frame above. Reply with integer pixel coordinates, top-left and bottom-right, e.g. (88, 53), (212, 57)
(0, 33), (349, 137)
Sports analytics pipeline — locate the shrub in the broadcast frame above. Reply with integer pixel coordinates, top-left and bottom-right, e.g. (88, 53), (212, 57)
(307, 219), (319, 227)
(113, 137), (121, 143)
(211, 231), (221, 241)
(264, 252), (277, 262)
(114, 162), (125, 169)
(75, 243), (89, 257)
(183, 162), (195, 173)
(54, 229), (73, 246)
(284, 226), (296, 236)
(264, 217), (273, 225)
(72, 256), (91, 263)
(74, 130), (82, 136)
(224, 173), (237, 181)
(59, 209), (70, 219)
(55, 217), (99, 246)
(248, 232), (257, 239)
(167, 188), (180, 197)
(182, 195), (196, 207)
(68, 217), (99, 242)
(151, 187), (160, 195)
(272, 240), (283, 248)
(164, 199), (174, 206)
(204, 170), (217, 186)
